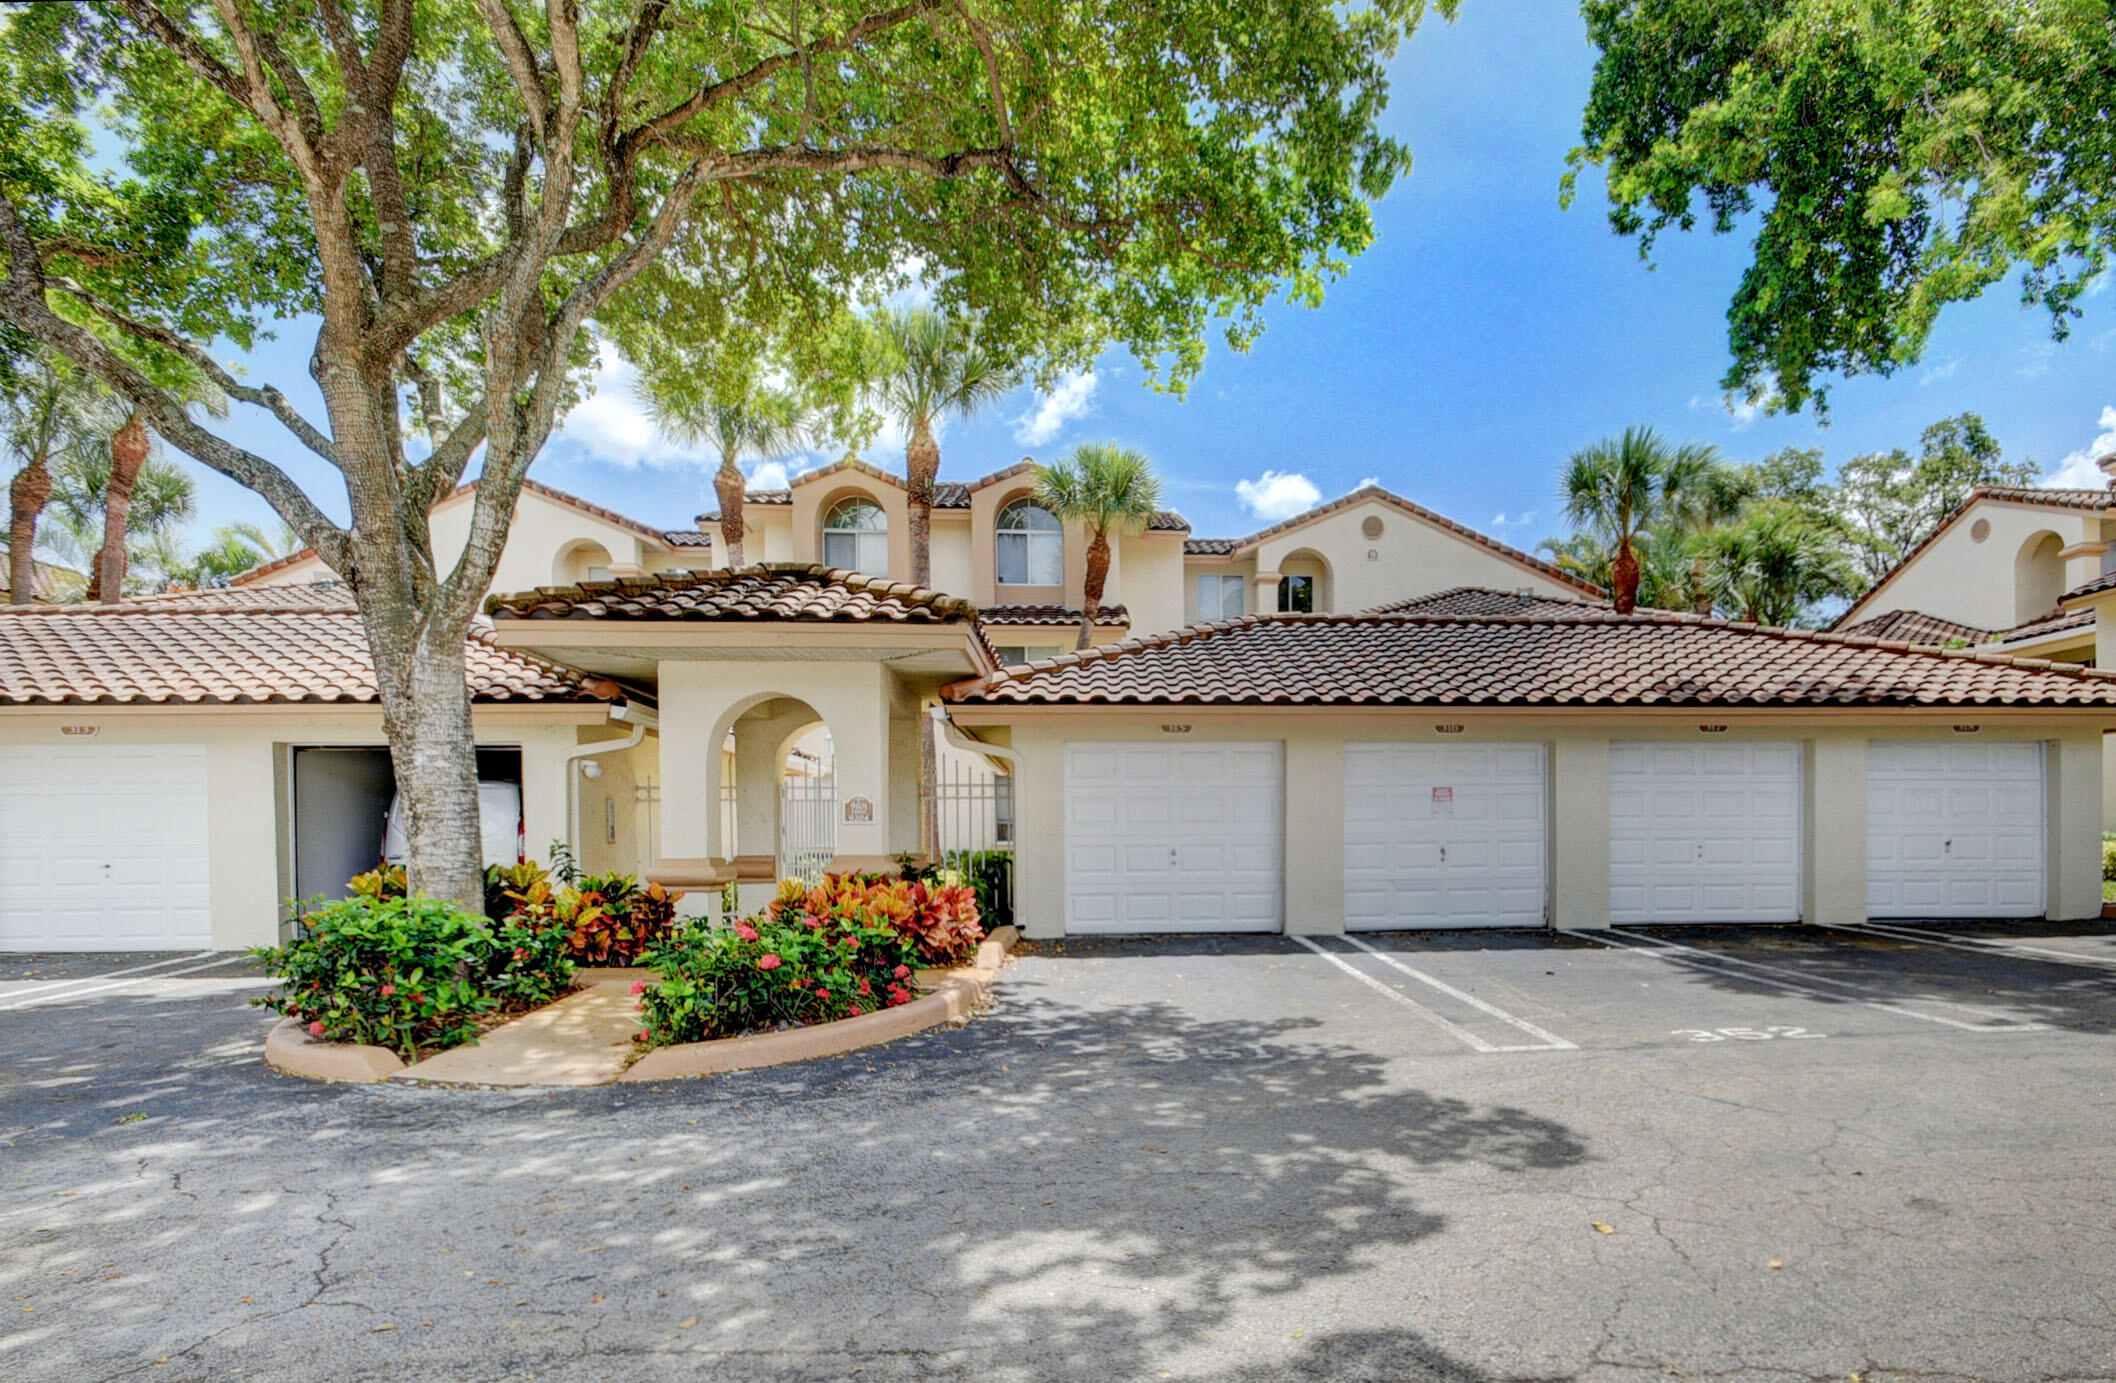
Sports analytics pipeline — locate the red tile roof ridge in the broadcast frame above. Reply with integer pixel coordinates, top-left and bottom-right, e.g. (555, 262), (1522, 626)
(485, 562), (982, 620)
(945, 606), (2116, 699)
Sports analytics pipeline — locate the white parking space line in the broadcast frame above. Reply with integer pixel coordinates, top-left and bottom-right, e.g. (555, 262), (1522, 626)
(1293, 937), (1568, 1054)
(1562, 930), (2048, 1034)
(1821, 921), (2116, 973)
(0, 950), (217, 1003)
(0, 954), (256, 1012)
(1340, 936), (1576, 1050)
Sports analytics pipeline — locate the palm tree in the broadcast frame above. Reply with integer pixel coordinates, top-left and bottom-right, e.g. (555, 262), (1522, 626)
(1034, 443), (1164, 650)
(1541, 528), (1693, 612)
(1659, 453), (1752, 614)
(1706, 503), (1857, 627)
(1559, 426), (1723, 615)
(159, 520), (302, 590)
(42, 448), (196, 597)
(642, 380), (814, 569)
(3, 348), (122, 604)
(866, 308), (1020, 587)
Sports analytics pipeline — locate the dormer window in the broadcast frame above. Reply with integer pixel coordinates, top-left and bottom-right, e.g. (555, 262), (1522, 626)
(996, 500), (1063, 586)
(823, 498), (888, 576)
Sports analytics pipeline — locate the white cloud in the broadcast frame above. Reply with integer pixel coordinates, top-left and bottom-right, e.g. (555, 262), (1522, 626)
(746, 459), (793, 491)
(1489, 510), (1537, 529)
(1012, 370), (1098, 447)
(553, 347), (712, 469)
(2045, 404), (2116, 488)
(1687, 393), (1761, 428)
(1357, 476), (1381, 490)
(1918, 357), (1961, 385)
(1234, 470), (1323, 521)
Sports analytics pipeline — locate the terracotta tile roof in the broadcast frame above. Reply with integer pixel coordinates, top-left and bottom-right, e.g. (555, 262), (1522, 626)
(661, 530), (713, 548)
(1836, 609), (1992, 645)
(1367, 586), (1611, 619)
(698, 461), (1189, 530)
(943, 610), (2116, 708)
(1835, 483), (2116, 627)
(2062, 570), (2116, 604)
(0, 595), (616, 707)
(1994, 608), (2094, 645)
(981, 603), (1130, 627)
(486, 563), (983, 626)
(1178, 486), (1601, 596)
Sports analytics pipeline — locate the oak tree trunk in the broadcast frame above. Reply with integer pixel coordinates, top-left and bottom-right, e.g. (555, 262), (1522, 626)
(364, 595), (489, 909)
(8, 446), (50, 605)
(905, 415), (939, 588)
(716, 459), (748, 569)
(1610, 538), (1640, 615)
(90, 408), (150, 602)
(1078, 525), (1111, 649)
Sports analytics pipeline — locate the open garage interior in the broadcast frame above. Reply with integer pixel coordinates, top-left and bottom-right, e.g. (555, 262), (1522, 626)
(288, 745), (523, 903)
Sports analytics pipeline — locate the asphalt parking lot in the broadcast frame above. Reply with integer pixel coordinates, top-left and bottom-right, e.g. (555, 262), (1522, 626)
(4, 922), (2116, 1382)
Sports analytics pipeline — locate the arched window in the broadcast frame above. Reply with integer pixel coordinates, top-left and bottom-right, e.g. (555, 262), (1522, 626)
(822, 497), (888, 575)
(996, 499), (1064, 585)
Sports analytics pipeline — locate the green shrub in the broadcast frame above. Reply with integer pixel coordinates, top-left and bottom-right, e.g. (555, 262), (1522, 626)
(638, 907), (923, 1045)
(253, 893), (577, 1060)
(781, 872), (985, 966)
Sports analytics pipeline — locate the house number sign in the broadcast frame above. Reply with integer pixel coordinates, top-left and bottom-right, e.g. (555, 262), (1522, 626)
(842, 795), (874, 824)
(60, 725), (99, 737)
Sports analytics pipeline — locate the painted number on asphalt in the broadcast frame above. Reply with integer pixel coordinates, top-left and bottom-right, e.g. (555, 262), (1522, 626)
(1670, 1026), (1826, 1043)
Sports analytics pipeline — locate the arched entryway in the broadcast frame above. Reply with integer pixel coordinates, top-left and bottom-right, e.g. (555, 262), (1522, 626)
(710, 694), (838, 885)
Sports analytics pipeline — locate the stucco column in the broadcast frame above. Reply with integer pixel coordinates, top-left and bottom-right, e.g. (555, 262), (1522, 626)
(1803, 735), (1868, 926)
(2048, 730), (2105, 921)
(654, 663), (723, 871)
(1011, 729), (1066, 939)
(1253, 569), (1282, 617)
(1550, 735), (1611, 929)
(824, 663), (893, 867)
(1283, 733), (1344, 935)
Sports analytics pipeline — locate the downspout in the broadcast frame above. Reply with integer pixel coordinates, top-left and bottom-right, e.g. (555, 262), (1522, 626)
(560, 699), (658, 867)
(927, 704), (1019, 766)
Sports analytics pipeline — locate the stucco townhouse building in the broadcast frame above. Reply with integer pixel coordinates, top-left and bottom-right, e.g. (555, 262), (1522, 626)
(3, 459), (2112, 953)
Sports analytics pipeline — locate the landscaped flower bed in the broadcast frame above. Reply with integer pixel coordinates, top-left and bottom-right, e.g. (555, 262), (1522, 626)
(251, 892), (579, 1062)
(633, 873), (985, 1047)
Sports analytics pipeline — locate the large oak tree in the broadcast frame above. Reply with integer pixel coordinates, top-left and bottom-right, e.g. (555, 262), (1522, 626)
(0, 0), (1446, 906)
(1572, 0), (2116, 414)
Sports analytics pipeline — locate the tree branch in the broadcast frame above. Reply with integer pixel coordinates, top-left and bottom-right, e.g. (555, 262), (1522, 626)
(0, 191), (346, 566)
(470, 0), (554, 137)
(49, 277), (341, 467)
(631, 0), (947, 145)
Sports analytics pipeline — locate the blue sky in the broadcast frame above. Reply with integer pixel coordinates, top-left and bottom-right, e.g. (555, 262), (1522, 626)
(184, 0), (2116, 552)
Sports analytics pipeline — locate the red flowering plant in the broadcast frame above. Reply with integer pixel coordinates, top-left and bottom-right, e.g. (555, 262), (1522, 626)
(253, 895), (499, 1060)
(634, 902), (921, 1046)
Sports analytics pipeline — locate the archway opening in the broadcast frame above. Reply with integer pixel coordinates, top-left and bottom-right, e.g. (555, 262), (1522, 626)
(2015, 531), (2064, 625)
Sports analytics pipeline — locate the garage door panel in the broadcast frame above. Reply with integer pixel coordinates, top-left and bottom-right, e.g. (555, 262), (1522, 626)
(1868, 741), (2043, 919)
(1065, 741), (1283, 934)
(0, 744), (213, 952)
(1343, 742), (1547, 931)
(1610, 741), (1803, 924)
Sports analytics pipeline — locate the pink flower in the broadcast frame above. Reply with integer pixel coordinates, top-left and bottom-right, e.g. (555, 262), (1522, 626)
(893, 964), (911, 980)
(847, 1005), (863, 1017)
(734, 922), (759, 941)
(307, 1020), (325, 1037)
(379, 984), (396, 998)
(633, 1029), (650, 1043)
(803, 915), (825, 930)
(629, 980), (646, 995)
(758, 954), (782, 971)
(857, 979), (871, 996)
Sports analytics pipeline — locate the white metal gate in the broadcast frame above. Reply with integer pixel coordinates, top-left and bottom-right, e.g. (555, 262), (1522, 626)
(779, 773), (837, 883)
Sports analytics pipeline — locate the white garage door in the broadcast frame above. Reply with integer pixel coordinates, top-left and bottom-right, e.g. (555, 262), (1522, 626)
(1344, 742), (1546, 930)
(1065, 742), (1282, 934)
(1867, 741), (2045, 919)
(0, 744), (213, 952)
(1610, 742), (1802, 924)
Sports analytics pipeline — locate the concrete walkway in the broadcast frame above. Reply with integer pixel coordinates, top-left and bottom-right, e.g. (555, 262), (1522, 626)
(397, 968), (645, 1087)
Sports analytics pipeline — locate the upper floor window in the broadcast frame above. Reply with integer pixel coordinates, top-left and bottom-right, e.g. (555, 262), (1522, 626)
(996, 500), (1064, 586)
(1197, 573), (1244, 622)
(1277, 574), (1315, 613)
(823, 498), (888, 575)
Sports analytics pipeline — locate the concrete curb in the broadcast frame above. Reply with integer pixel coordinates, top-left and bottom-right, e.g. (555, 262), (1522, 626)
(618, 925), (1018, 1083)
(262, 1017), (406, 1083)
